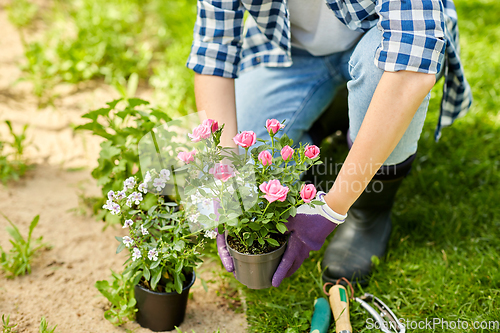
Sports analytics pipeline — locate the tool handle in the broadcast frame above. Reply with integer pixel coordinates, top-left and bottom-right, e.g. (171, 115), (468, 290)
(310, 298), (331, 333)
(329, 285), (352, 333)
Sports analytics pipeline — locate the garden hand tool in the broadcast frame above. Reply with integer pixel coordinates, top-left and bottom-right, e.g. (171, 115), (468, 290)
(354, 293), (405, 333)
(323, 278), (405, 333)
(323, 278), (352, 333)
(310, 298), (331, 333)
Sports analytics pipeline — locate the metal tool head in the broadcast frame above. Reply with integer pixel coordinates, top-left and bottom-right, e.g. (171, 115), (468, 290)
(355, 293), (405, 333)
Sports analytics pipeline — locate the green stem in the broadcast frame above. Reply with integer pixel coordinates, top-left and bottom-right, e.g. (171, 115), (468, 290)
(279, 199), (303, 217)
(261, 201), (271, 217)
(235, 231), (246, 250)
(278, 206), (292, 217)
(270, 134), (276, 156)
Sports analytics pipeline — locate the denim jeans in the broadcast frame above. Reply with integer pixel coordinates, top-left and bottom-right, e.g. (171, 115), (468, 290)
(235, 26), (435, 165)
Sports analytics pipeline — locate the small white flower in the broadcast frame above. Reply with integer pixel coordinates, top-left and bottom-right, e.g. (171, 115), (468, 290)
(140, 224), (149, 236)
(102, 199), (113, 210)
(109, 202), (120, 215)
(201, 199), (212, 211)
(188, 212), (200, 224)
(128, 192), (143, 205)
(132, 248), (142, 261)
(126, 198), (132, 208)
(160, 169), (170, 181)
(114, 190), (127, 200)
(138, 182), (148, 194)
(123, 236), (134, 247)
(153, 177), (166, 192)
(204, 229), (218, 239)
(144, 171), (152, 183)
(148, 249), (159, 261)
(107, 190), (115, 200)
(190, 193), (203, 205)
(123, 177), (136, 190)
(123, 219), (133, 228)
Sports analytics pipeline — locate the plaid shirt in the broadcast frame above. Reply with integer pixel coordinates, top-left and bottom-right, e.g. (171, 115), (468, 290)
(187, 0), (472, 140)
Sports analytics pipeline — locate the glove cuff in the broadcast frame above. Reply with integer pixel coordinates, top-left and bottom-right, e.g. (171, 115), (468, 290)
(317, 192), (347, 224)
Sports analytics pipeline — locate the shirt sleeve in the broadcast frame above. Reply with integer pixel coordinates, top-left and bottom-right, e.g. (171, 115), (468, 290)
(186, 0), (245, 78)
(374, 0), (446, 74)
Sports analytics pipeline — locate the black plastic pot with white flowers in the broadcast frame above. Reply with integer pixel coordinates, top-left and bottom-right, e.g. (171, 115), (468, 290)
(104, 169), (205, 331)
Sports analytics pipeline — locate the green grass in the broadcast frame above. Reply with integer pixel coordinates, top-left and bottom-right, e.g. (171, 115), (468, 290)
(242, 1), (500, 332)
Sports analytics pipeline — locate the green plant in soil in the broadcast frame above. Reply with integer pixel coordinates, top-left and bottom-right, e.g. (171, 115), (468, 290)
(0, 214), (47, 279)
(75, 98), (172, 227)
(9, 0), (197, 113)
(103, 171), (204, 293)
(95, 270), (137, 326)
(97, 169), (205, 325)
(38, 317), (57, 333)
(1, 315), (17, 333)
(0, 121), (30, 184)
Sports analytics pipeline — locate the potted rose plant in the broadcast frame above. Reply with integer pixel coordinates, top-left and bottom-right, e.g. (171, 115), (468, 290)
(181, 119), (323, 289)
(102, 169), (205, 331)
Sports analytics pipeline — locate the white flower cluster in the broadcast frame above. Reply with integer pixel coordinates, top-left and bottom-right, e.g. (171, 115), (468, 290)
(188, 212), (201, 224)
(123, 236), (134, 247)
(126, 191), (143, 207)
(204, 229), (218, 239)
(148, 248), (159, 261)
(102, 200), (120, 215)
(102, 176), (147, 215)
(123, 219), (134, 228)
(132, 248), (142, 261)
(150, 169), (170, 192)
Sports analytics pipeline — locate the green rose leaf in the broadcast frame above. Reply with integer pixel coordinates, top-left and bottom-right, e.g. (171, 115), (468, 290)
(266, 238), (280, 247)
(276, 222), (287, 234)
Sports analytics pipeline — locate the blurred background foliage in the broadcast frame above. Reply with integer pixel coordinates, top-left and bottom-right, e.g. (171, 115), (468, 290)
(7, 0), (196, 115)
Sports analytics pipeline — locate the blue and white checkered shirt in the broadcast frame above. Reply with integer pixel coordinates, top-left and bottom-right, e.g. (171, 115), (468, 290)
(187, 0), (472, 140)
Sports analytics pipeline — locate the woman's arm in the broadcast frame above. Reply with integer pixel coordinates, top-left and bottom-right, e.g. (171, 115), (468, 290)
(324, 70), (436, 215)
(194, 73), (238, 149)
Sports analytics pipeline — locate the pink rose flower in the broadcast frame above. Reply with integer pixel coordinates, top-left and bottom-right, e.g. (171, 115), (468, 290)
(202, 119), (219, 132)
(233, 131), (256, 148)
(281, 145), (294, 161)
(258, 150), (273, 166)
(177, 150), (196, 164)
(300, 184), (317, 203)
(188, 124), (211, 142)
(266, 119), (285, 135)
(259, 179), (289, 203)
(209, 163), (234, 182)
(304, 145), (320, 159)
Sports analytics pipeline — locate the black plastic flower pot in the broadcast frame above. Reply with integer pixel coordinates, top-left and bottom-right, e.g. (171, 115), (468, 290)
(226, 234), (286, 289)
(134, 272), (195, 332)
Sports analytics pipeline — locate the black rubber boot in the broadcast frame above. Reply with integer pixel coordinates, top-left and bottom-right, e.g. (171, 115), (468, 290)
(308, 84), (349, 146)
(321, 153), (416, 285)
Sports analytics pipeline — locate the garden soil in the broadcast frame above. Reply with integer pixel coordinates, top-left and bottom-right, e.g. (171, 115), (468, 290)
(0, 5), (247, 333)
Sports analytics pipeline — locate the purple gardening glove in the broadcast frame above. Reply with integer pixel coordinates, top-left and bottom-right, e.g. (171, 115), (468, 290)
(272, 191), (347, 287)
(213, 201), (236, 275)
(216, 231), (235, 275)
